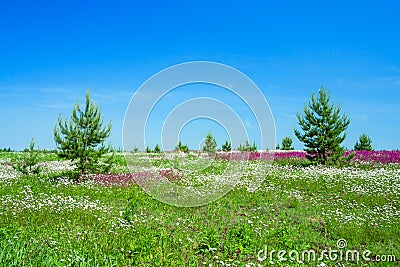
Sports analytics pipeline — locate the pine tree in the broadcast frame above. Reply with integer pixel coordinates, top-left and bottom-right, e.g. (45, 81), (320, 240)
(294, 87), (350, 165)
(175, 141), (182, 152)
(222, 140), (232, 152)
(250, 141), (257, 152)
(244, 140), (250, 151)
(281, 136), (294, 150)
(354, 134), (373, 151)
(237, 140), (256, 152)
(237, 143), (245, 152)
(13, 138), (40, 175)
(175, 141), (189, 153)
(203, 132), (217, 153)
(54, 89), (113, 177)
(154, 144), (161, 153)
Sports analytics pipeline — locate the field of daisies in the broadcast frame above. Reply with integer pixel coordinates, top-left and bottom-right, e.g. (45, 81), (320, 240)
(0, 150), (399, 266)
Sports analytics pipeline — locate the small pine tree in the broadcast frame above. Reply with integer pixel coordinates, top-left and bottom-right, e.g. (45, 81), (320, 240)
(244, 140), (250, 151)
(281, 136), (294, 150)
(250, 141), (257, 152)
(154, 144), (161, 153)
(180, 144), (189, 153)
(175, 141), (183, 152)
(222, 140), (231, 152)
(294, 87), (350, 165)
(145, 146), (152, 153)
(354, 134), (373, 151)
(54, 89), (113, 178)
(13, 138), (40, 175)
(175, 141), (189, 153)
(203, 132), (217, 153)
(237, 141), (257, 152)
(237, 144), (244, 152)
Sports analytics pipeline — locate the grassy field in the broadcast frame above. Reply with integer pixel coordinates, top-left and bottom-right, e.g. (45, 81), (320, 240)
(0, 151), (399, 266)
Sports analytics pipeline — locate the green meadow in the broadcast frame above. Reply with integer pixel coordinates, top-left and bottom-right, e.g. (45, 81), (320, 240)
(0, 151), (399, 266)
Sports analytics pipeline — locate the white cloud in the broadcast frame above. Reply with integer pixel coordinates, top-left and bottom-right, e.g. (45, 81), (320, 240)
(35, 103), (73, 109)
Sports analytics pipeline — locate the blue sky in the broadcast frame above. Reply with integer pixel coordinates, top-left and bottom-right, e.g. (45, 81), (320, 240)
(0, 0), (399, 151)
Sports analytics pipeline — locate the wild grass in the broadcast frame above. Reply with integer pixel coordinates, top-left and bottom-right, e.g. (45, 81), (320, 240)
(0, 151), (399, 266)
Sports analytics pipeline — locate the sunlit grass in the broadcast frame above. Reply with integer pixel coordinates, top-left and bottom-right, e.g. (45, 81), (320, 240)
(0, 152), (399, 266)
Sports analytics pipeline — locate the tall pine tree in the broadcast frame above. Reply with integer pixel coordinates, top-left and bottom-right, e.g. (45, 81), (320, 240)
(54, 89), (113, 177)
(294, 87), (350, 164)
